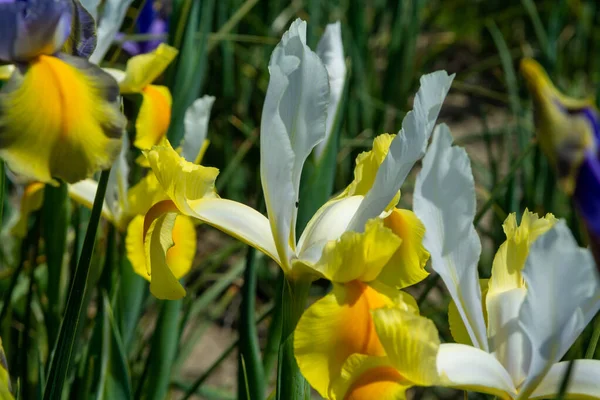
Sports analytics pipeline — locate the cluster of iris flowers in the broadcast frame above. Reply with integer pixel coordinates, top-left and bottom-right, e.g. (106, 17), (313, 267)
(0, 1), (598, 399)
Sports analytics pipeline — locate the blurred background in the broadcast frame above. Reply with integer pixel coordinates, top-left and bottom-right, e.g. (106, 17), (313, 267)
(1, 0), (599, 399)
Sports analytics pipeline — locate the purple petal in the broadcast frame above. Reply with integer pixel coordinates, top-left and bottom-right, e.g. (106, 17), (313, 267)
(0, 0), (73, 62)
(574, 150), (600, 236)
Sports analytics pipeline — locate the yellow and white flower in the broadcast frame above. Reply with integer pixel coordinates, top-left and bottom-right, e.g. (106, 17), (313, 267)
(414, 124), (600, 399)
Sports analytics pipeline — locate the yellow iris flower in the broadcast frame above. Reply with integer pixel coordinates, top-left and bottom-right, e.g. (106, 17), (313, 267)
(136, 18), (454, 300)
(0, 0), (126, 185)
(414, 124), (600, 399)
(104, 44), (178, 151)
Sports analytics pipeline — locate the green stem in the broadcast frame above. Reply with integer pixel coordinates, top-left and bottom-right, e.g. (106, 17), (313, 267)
(585, 313), (600, 359)
(237, 247), (265, 400)
(262, 272), (283, 377)
(276, 278), (311, 400)
(43, 169), (111, 400)
(43, 182), (69, 348)
(0, 160), (4, 225)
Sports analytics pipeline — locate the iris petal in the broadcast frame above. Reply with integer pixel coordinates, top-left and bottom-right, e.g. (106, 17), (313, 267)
(62, 0), (96, 57)
(134, 85), (172, 150)
(294, 281), (394, 398)
(0, 54), (125, 184)
(119, 43), (178, 93)
(0, 0), (72, 62)
(127, 213), (196, 284)
(379, 208), (430, 288)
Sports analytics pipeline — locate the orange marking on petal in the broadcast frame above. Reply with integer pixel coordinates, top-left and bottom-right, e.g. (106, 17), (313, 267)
(142, 85), (171, 144)
(345, 367), (405, 400)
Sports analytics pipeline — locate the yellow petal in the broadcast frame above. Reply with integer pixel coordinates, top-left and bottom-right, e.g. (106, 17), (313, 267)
(488, 210), (556, 295)
(342, 134), (395, 197)
(142, 200), (186, 299)
(126, 215), (150, 280)
(166, 215), (197, 279)
(0, 338), (13, 400)
(372, 307), (440, 386)
(134, 85), (172, 150)
(10, 182), (45, 238)
(144, 140), (219, 216)
(294, 281), (395, 398)
(126, 212), (196, 283)
(379, 208), (430, 288)
(126, 172), (169, 216)
(0, 54), (125, 184)
(119, 43), (178, 93)
(448, 279), (489, 346)
(0, 65), (14, 80)
(312, 218), (401, 283)
(336, 355), (409, 400)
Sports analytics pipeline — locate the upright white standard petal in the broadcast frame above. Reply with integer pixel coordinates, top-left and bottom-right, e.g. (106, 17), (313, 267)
(181, 95), (215, 163)
(89, 0), (136, 64)
(529, 360), (600, 399)
(313, 21), (346, 161)
(348, 71), (454, 232)
(260, 19), (329, 269)
(413, 125), (488, 351)
(517, 221), (600, 399)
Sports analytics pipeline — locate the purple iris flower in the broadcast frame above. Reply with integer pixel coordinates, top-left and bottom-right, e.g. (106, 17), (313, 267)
(121, 1), (168, 56)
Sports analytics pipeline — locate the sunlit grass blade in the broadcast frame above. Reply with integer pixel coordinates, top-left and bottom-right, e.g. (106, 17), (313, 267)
(43, 169), (111, 400)
(167, 0), (216, 146)
(145, 300), (181, 400)
(238, 247), (265, 400)
(42, 183), (69, 348)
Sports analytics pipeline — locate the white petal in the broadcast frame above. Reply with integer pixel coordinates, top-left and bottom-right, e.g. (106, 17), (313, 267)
(103, 68), (126, 85)
(68, 180), (115, 223)
(517, 221), (600, 397)
(188, 197), (281, 267)
(296, 195), (363, 264)
(348, 71), (454, 232)
(413, 125), (488, 351)
(260, 18), (330, 267)
(106, 131), (129, 225)
(89, 0), (136, 64)
(437, 343), (517, 398)
(529, 360), (600, 399)
(486, 288), (530, 388)
(313, 21), (346, 161)
(78, 0), (100, 20)
(181, 95), (215, 163)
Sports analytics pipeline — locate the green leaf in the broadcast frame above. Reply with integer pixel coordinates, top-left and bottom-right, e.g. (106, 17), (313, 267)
(94, 293), (133, 400)
(116, 244), (147, 350)
(42, 183), (69, 348)
(237, 248), (265, 400)
(43, 169), (111, 400)
(145, 300), (181, 400)
(167, 0), (216, 147)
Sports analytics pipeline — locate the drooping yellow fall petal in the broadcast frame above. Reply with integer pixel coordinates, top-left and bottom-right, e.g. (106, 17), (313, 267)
(11, 182), (45, 238)
(119, 43), (178, 93)
(142, 201), (186, 300)
(144, 141), (219, 215)
(338, 355), (408, 400)
(311, 218), (401, 283)
(294, 281), (395, 398)
(134, 85), (172, 150)
(372, 307), (441, 386)
(448, 279), (489, 346)
(0, 54), (125, 184)
(126, 213), (196, 283)
(379, 208), (430, 288)
(488, 210), (556, 295)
